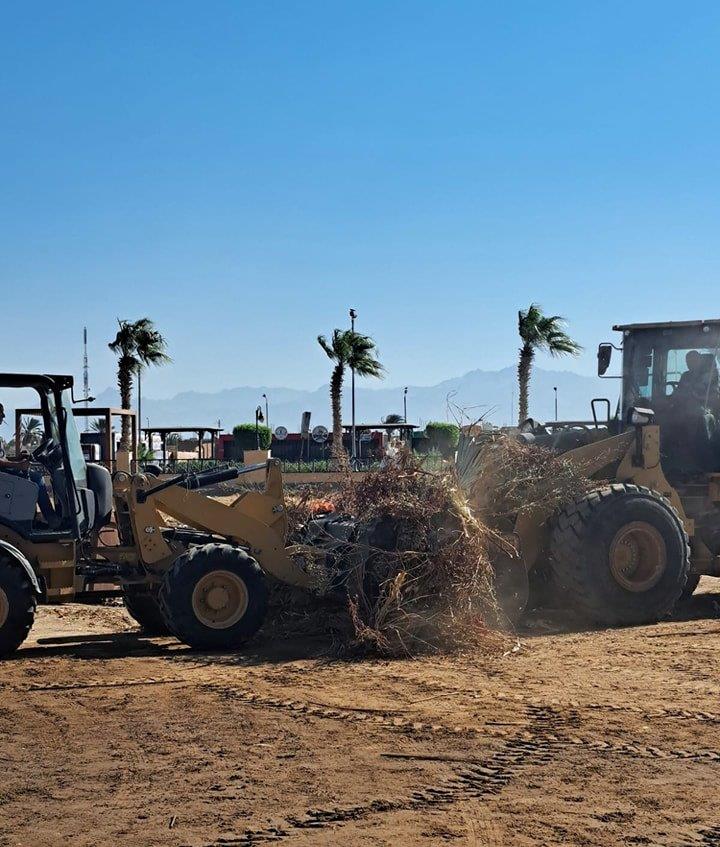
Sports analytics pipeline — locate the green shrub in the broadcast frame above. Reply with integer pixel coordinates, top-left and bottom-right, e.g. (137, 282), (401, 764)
(233, 423), (272, 451)
(281, 460), (331, 473)
(424, 422), (460, 456)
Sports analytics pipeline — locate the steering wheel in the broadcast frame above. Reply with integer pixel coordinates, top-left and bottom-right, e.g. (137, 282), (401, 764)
(30, 436), (62, 469)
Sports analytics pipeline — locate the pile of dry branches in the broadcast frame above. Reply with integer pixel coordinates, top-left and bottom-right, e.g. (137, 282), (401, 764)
(456, 431), (593, 531)
(274, 433), (591, 656)
(325, 452), (504, 657)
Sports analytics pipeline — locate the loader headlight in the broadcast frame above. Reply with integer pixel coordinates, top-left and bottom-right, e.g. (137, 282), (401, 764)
(628, 407), (655, 426)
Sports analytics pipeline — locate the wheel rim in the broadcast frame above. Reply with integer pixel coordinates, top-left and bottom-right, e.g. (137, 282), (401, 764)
(191, 570), (249, 629)
(609, 521), (667, 592)
(0, 587), (8, 628)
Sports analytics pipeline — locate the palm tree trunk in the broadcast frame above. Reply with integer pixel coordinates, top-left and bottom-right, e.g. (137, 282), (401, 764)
(330, 363), (346, 468)
(517, 343), (534, 425)
(118, 358), (134, 451)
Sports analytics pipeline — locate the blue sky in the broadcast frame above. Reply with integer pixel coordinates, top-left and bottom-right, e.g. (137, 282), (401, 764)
(2, 1), (720, 399)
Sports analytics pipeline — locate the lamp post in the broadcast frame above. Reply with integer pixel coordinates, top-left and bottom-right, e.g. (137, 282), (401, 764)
(262, 393), (269, 434)
(137, 368), (142, 449)
(403, 387), (408, 423)
(349, 307), (357, 461)
(554, 386), (558, 421)
(255, 405), (264, 449)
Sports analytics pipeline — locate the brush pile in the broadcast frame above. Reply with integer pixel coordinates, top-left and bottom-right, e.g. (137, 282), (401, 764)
(286, 451), (504, 657)
(456, 430), (593, 531)
(272, 432), (592, 656)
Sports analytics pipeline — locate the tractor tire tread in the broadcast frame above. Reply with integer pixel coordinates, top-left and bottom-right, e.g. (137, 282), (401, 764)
(550, 484), (690, 626)
(158, 543), (268, 650)
(123, 587), (171, 635)
(0, 556), (37, 658)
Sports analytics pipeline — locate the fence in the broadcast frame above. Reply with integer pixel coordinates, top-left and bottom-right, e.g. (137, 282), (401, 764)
(135, 457), (384, 475)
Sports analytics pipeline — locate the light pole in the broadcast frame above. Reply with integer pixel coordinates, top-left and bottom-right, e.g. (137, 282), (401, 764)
(262, 393), (269, 435)
(137, 368), (142, 447)
(554, 386), (558, 421)
(349, 307), (357, 461)
(255, 405), (264, 450)
(403, 386), (408, 423)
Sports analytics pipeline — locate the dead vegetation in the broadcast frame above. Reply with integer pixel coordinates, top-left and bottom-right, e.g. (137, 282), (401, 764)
(456, 431), (593, 530)
(278, 452), (504, 657)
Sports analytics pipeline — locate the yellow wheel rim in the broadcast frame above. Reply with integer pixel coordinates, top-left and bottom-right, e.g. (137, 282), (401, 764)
(191, 570), (249, 629)
(609, 521), (666, 592)
(0, 588), (8, 628)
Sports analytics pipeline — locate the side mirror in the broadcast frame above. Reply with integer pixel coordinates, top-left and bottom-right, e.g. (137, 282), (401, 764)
(597, 343), (613, 376)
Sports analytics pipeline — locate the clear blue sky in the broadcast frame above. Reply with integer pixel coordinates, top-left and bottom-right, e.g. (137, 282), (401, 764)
(2, 1), (720, 399)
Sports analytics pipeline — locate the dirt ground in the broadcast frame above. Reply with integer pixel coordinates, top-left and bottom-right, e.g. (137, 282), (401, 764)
(3, 584), (720, 847)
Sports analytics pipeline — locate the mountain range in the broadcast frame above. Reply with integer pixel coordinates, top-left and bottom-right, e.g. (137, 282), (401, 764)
(93, 366), (617, 432)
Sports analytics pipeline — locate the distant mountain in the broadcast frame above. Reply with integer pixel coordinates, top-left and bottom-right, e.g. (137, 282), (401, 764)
(93, 366), (617, 432)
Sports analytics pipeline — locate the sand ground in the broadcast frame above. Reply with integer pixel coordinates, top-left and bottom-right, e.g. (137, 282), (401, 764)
(2, 583), (720, 846)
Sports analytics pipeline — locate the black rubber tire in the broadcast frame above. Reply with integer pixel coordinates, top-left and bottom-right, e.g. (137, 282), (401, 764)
(158, 544), (268, 650)
(550, 484), (690, 626)
(123, 586), (171, 635)
(678, 572), (701, 603)
(0, 556), (37, 657)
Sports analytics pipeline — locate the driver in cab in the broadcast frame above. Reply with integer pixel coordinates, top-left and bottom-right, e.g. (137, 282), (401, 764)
(674, 350), (720, 411)
(0, 403), (59, 528)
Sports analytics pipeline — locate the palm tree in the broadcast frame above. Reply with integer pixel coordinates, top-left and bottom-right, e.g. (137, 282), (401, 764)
(109, 318), (171, 450)
(317, 330), (384, 465)
(20, 416), (43, 449)
(89, 418), (107, 433)
(517, 304), (581, 424)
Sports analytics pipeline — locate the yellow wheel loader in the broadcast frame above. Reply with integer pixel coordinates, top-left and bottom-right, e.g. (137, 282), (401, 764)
(461, 319), (720, 626)
(0, 373), (316, 655)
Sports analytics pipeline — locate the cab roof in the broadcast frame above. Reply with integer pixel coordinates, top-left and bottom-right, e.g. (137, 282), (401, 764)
(0, 373), (74, 390)
(613, 319), (720, 332)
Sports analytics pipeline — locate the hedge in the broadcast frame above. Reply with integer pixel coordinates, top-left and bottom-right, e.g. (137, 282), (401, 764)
(233, 423), (272, 451)
(424, 422), (460, 456)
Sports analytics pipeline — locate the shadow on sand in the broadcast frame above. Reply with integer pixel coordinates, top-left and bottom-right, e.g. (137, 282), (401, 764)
(517, 588), (720, 639)
(14, 628), (335, 665)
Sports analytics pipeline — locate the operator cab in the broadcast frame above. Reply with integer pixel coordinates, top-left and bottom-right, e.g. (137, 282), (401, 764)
(0, 374), (113, 541)
(599, 320), (720, 479)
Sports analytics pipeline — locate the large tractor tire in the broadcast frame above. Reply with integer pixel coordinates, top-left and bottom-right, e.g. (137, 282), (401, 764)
(0, 555), (37, 657)
(159, 544), (268, 650)
(677, 572), (701, 603)
(123, 586), (171, 635)
(550, 484), (690, 626)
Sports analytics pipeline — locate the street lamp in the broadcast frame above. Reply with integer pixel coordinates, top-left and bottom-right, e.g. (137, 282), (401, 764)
(262, 393), (269, 434)
(403, 386), (408, 423)
(349, 308), (357, 460)
(255, 405), (264, 449)
(553, 386), (558, 421)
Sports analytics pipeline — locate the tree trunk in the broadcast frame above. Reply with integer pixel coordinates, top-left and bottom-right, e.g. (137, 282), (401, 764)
(330, 363), (347, 469)
(117, 357), (134, 451)
(517, 343), (534, 425)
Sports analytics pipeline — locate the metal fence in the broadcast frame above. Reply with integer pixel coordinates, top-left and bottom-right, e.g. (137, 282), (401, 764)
(135, 458), (383, 475)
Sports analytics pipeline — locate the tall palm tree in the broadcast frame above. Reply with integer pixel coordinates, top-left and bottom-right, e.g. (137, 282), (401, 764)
(109, 318), (171, 450)
(20, 416), (43, 448)
(317, 329), (384, 465)
(517, 304), (581, 424)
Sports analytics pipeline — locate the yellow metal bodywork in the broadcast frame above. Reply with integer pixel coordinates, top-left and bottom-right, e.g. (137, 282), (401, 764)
(514, 425), (696, 573)
(112, 460), (315, 588)
(0, 524), (76, 600)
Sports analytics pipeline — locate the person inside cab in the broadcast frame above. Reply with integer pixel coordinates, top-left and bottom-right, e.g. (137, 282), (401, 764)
(664, 351), (720, 476)
(0, 403), (59, 528)
(674, 350), (720, 410)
